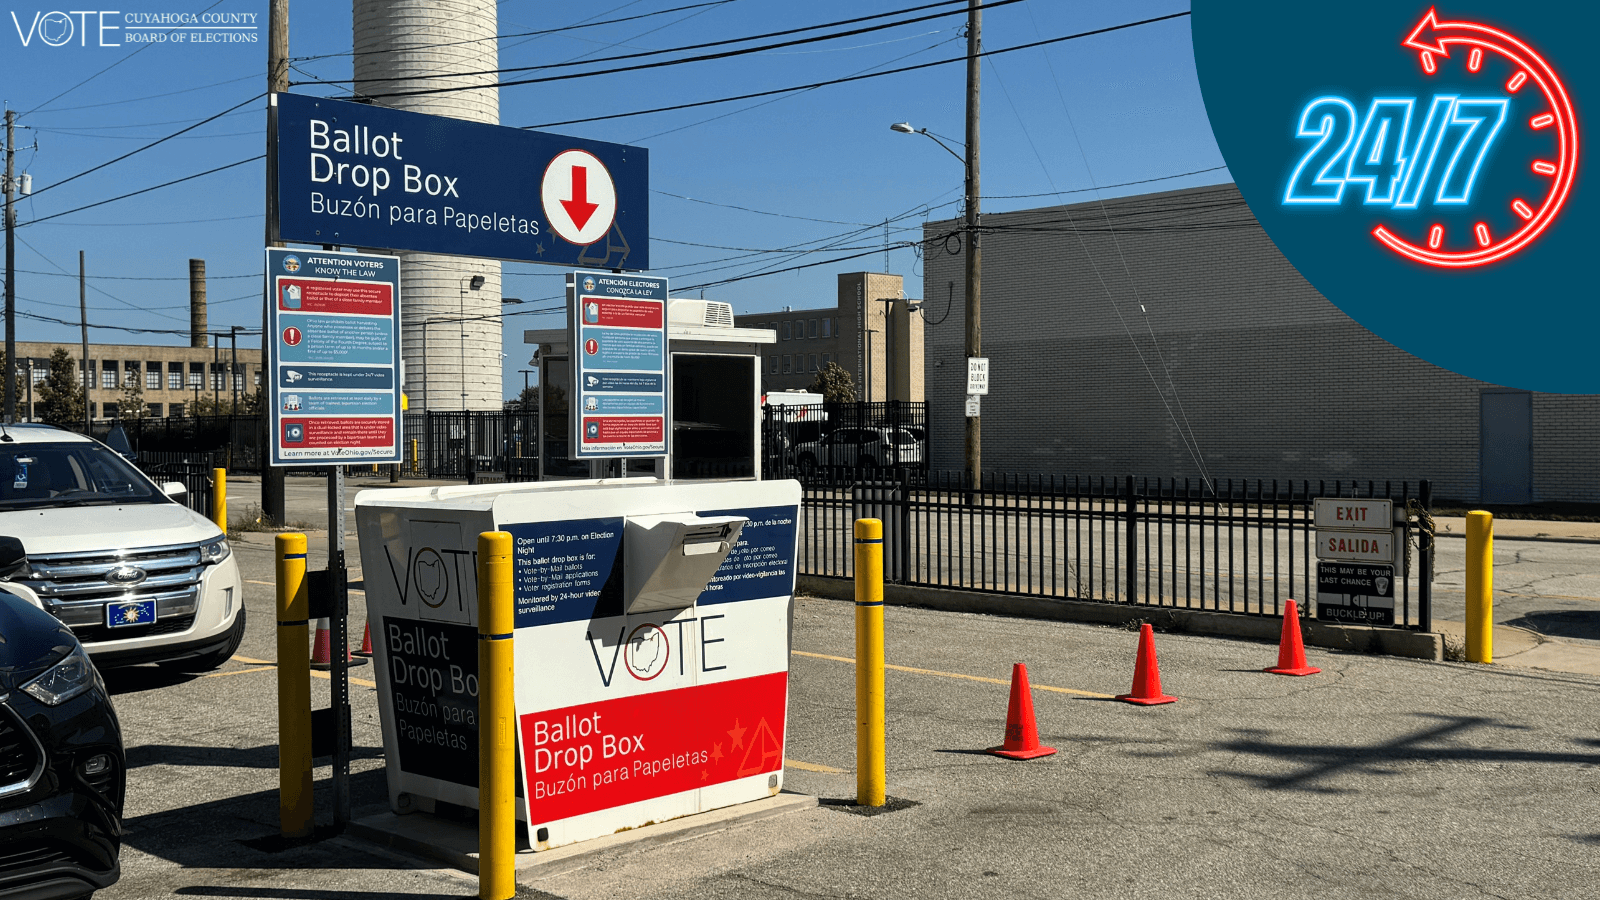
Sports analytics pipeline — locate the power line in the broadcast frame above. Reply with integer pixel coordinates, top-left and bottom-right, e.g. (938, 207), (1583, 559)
(19, 75), (259, 116)
(19, 0), (232, 118)
(24, 93), (264, 200)
(17, 155), (264, 227)
(524, 11), (1192, 129)
(299, 0), (978, 92)
(293, 0), (735, 63)
(14, 269), (261, 281)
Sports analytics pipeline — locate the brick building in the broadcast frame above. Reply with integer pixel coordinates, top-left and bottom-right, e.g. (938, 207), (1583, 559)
(732, 272), (923, 402)
(15, 341), (262, 421)
(921, 183), (1594, 504)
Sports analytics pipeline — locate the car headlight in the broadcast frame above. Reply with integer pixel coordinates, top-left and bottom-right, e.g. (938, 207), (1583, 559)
(22, 646), (98, 706)
(201, 538), (231, 564)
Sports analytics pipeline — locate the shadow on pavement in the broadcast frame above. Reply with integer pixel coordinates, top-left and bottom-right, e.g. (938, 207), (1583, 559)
(122, 769), (399, 872)
(1502, 609), (1600, 641)
(172, 887), (469, 899)
(103, 665), (201, 696)
(126, 744), (384, 770)
(1200, 714), (1599, 792)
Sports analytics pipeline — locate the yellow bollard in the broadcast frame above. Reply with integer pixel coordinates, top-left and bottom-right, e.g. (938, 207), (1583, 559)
(275, 533), (314, 839)
(1466, 510), (1494, 663)
(854, 518), (886, 807)
(210, 468), (227, 532)
(478, 531), (516, 900)
(410, 438), (419, 473)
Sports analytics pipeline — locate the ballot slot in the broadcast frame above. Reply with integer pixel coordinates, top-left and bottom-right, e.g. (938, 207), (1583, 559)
(623, 513), (748, 613)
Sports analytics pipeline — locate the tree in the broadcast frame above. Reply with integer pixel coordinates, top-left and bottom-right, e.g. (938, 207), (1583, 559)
(0, 350), (26, 413)
(34, 348), (85, 428)
(119, 375), (147, 421)
(807, 362), (856, 403)
(503, 385), (537, 413)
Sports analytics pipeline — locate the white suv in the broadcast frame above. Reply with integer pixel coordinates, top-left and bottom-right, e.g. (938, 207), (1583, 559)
(0, 424), (245, 670)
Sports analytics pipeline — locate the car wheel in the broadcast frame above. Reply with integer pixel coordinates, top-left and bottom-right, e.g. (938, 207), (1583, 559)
(161, 606), (247, 673)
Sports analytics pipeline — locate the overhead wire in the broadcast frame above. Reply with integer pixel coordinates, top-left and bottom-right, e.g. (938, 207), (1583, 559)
(17, 155), (264, 227)
(523, 12), (1191, 129)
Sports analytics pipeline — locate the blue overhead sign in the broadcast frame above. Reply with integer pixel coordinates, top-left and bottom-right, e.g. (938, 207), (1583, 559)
(273, 92), (649, 270)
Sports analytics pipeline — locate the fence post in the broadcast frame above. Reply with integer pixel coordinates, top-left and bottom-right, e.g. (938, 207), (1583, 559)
(477, 531), (516, 900)
(275, 533), (313, 839)
(1124, 475), (1138, 604)
(1417, 480), (1432, 632)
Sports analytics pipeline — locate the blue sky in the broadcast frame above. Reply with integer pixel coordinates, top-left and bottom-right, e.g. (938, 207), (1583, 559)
(1, 0), (1225, 398)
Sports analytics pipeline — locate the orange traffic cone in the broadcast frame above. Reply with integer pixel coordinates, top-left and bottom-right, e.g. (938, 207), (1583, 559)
(988, 664), (1057, 760)
(309, 618), (368, 670)
(1264, 599), (1320, 676)
(352, 619), (374, 657)
(1116, 624), (1177, 705)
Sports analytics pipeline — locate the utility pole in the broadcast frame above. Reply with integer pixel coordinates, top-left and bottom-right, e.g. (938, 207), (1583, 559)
(261, 0), (289, 522)
(4, 108), (15, 424)
(230, 325), (241, 414)
(963, 0), (982, 492)
(80, 251), (90, 433)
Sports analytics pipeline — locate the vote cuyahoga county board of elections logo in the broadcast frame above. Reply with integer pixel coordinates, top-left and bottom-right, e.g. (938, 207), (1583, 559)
(1193, 2), (1594, 393)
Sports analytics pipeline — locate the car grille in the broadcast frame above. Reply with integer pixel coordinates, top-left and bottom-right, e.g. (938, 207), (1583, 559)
(0, 839), (74, 874)
(0, 705), (43, 797)
(17, 542), (206, 643)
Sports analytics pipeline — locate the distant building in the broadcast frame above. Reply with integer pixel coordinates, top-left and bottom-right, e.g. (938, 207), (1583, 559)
(731, 272), (923, 402)
(921, 182), (1600, 504)
(15, 341), (262, 421)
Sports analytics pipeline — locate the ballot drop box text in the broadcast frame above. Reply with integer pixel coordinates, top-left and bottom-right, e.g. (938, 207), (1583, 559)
(354, 477), (801, 849)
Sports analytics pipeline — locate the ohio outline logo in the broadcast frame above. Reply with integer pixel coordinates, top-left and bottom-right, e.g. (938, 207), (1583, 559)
(1281, 7), (1577, 268)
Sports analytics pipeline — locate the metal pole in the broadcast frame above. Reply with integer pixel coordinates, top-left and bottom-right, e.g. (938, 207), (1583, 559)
(213, 334), (221, 411)
(261, 0), (289, 523)
(328, 467), (351, 829)
(80, 252), (90, 432)
(1466, 509), (1493, 663)
(854, 517), (886, 807)
(275, 533), (313, 839)
(1418, 479), (1433, 633)
(963, 0), (982, 490)
(231, 327), (239, 413)
(477, 531), (516, 900)
(3, 109), (14, 424)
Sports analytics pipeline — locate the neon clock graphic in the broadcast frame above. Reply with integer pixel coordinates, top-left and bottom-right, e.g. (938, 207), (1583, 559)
(1282, 7), (1578, 269)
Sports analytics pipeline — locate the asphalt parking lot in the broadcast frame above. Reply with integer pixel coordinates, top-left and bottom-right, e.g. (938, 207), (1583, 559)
(95, 481), (1600, 899)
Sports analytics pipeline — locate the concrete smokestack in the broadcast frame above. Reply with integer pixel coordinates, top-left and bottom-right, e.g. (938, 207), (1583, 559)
(353, 0), (502, 411)
(188, 258), (207, 349)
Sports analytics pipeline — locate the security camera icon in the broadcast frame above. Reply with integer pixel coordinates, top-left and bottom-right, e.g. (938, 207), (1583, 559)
(585, 375), (599, 388)
(284, 370), (304, 384)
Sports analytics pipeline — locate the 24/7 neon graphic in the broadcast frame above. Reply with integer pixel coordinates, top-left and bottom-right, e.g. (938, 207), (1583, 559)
(1280, 7), (1577, 268)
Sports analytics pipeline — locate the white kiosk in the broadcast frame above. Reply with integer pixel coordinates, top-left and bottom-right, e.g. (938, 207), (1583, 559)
(356, 302), (792, 851)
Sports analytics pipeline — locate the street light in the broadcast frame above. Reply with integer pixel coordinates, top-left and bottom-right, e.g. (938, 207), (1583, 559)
(459, 274), (485, 410)
(893, 111), (981, 490)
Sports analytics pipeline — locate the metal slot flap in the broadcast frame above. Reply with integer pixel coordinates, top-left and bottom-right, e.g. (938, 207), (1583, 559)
(623, 513), (747, 613)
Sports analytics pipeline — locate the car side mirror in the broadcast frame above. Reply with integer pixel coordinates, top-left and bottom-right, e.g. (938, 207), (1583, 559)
(162, 481), (187, 498)
(0, 535), (27, 581)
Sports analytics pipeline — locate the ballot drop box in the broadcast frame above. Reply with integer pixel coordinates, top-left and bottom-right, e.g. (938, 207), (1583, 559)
(354, 476), (801, 849)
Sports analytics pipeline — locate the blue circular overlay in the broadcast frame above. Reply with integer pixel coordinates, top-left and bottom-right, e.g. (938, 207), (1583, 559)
(1193, 2), (1598, 392)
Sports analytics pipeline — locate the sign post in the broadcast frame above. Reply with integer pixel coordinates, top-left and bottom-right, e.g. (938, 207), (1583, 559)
(569, 270), (669, 463)
(1313, 498), (1399, 626)
(266, 247), (401, 831)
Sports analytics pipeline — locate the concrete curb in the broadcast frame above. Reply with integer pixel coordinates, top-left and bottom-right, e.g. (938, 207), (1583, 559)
(347, 792), (819, 882)
(1432, 531), (1600, 545)
(796, 575), (1442, 662)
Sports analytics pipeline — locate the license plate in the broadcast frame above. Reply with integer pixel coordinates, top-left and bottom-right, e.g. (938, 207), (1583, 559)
(106, 599), (157, 628)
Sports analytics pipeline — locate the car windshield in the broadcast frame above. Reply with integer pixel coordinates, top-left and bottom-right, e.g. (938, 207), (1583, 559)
(0, 442), (167, 511)
(887, 430), (919, 446)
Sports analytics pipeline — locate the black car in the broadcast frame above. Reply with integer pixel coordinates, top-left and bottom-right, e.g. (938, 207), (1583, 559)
(0, 537), (124, 899)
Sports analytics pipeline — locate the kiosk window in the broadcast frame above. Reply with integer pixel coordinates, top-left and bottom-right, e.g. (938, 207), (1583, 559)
(672, 354), (755, 480)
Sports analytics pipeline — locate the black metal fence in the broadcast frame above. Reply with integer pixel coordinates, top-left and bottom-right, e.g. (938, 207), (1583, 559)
(401, 411), (538, 479)
(762, 400), (929, 481)
(798, 472), (1433, 631)
(134, 450), (218, 518)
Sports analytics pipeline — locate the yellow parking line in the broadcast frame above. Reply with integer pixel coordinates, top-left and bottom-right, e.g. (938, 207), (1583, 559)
(226, 655), (377, 688)
(787, 759), (846, 774)
(201, 666), (276, 680)
(792, 650), (1114, 699)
